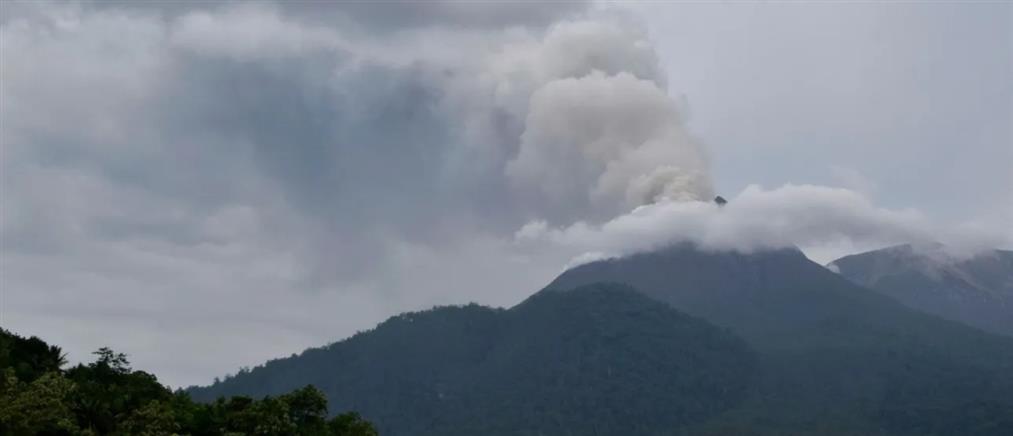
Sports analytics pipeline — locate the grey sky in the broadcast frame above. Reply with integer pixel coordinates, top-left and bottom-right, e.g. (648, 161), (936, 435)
(636, 2), (1012, 222)
(1, 1), (1010, 388)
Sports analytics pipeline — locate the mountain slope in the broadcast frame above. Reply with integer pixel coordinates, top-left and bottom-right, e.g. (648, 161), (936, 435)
(828, 244), (1013, 337)
(188, 284), (757, 436)
(192, 244), (1013, 435)
(548, 245), (971, 350)
(544, 243), (1013, 435)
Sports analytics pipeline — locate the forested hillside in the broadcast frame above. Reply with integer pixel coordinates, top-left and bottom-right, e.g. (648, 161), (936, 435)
(546, 244), (1013, 435)
(194, 245), (1013, 435)
(0, 328), (376, 435)
(190, 284), (757, 435)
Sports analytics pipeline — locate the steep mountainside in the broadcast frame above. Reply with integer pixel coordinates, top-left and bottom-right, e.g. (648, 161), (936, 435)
(192, 244), (1013, 435)
(543, 244), (1013, 434)
(829, 244), (1013, 337)
(189, 284), (756, 436)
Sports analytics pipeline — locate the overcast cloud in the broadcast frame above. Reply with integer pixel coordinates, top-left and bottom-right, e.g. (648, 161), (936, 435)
(516, 184), (1010, 264)
(1, 1), (1010, 387)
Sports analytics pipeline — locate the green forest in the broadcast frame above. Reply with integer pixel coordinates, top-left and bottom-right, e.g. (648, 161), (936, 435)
(189, 277), (1013, 436)
(0, 328), (377, 436)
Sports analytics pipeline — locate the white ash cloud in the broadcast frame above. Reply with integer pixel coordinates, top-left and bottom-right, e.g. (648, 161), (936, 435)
(492, 16), (713, 223)
(508, 71), (712, 223)
(516, 184), (1011, 265)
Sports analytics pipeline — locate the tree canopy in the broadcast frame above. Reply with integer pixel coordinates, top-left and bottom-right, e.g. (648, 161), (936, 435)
(0, 328), (377, 435)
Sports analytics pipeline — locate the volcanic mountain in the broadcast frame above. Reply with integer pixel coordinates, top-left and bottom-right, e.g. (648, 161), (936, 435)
(189, 284), (756, 435)
(190, 244), (1013, 435)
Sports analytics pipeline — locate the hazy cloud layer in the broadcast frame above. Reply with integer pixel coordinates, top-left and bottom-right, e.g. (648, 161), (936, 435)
(1, 0), (705, 386)
(2, 1), (1009, 387)
(516, 184), (1011, 265)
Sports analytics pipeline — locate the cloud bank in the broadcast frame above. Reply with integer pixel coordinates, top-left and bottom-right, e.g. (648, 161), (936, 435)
(1, 1), (713, 386)
(2, 1), (1008, 387)
(516, 184), (1012, 265)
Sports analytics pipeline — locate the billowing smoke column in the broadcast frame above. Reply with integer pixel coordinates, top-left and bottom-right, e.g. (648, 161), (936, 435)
(497, 16), (1008, 261)
(492, 17), (714, 224)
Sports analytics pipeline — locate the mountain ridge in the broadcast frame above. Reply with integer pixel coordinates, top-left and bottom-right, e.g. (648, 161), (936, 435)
(829, 244), (1013, 337)
(189, 283), (758, 435)
(190, 243), (1013, 435)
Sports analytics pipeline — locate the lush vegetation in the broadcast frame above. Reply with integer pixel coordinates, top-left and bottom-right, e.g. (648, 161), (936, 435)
(190, 284), (758, 435)
(192, 247), (1013, 435)
(11, 245), (1011, 435)
(0, 328), (377, 435)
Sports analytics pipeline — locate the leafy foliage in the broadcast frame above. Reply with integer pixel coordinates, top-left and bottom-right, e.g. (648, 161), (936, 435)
(0, 328), (377, 435)
(0, 328), (66, 381)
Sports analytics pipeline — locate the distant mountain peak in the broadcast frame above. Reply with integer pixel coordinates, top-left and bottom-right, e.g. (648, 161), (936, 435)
(830, 244), (1013, 337)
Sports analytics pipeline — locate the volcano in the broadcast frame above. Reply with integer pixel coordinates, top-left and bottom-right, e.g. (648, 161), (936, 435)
(190, 244), (1013, 435)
